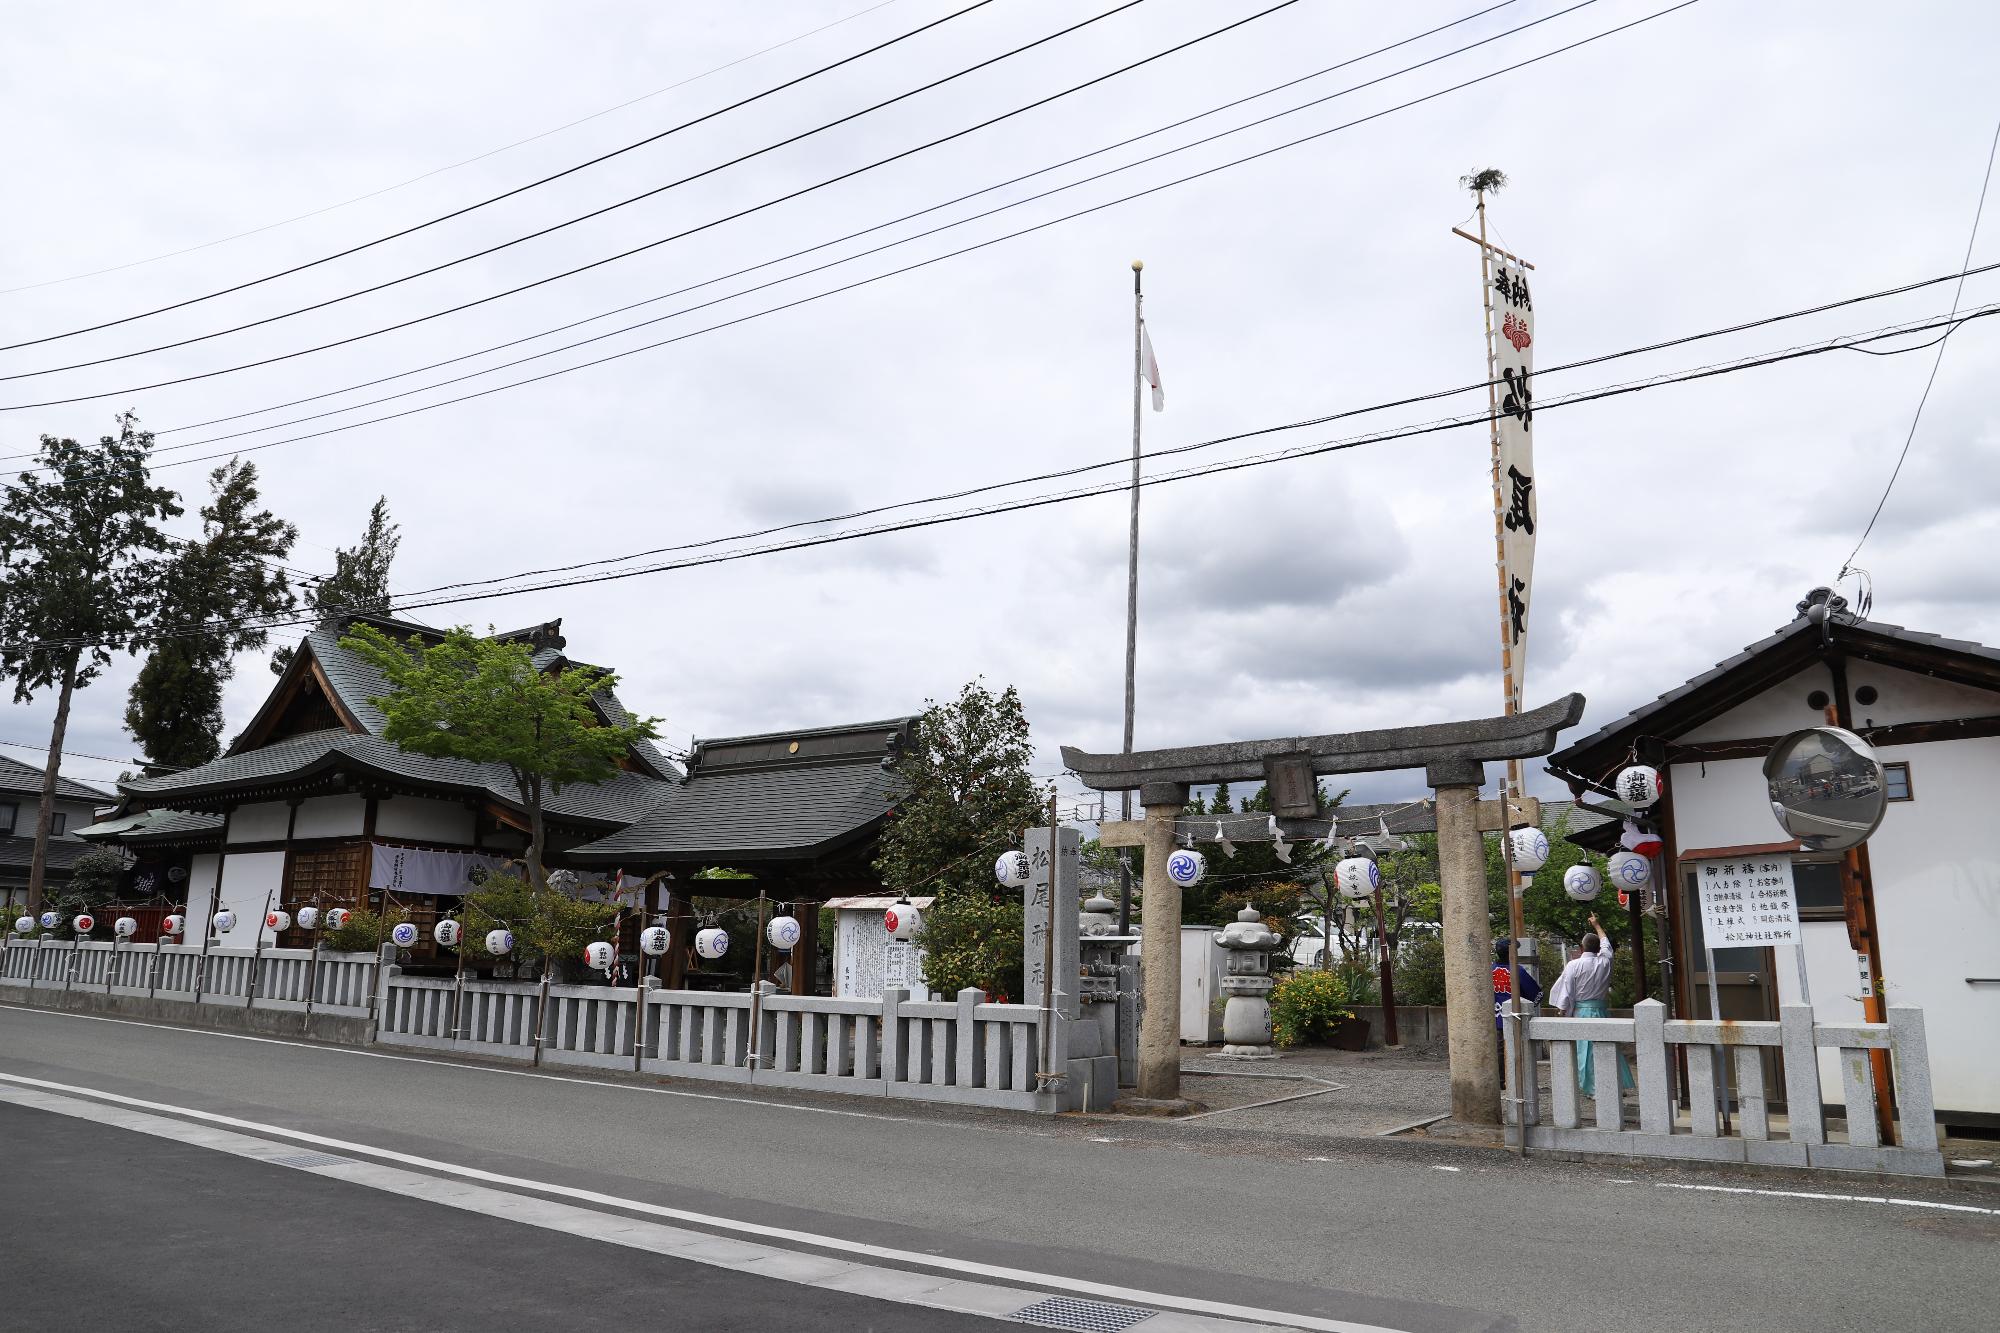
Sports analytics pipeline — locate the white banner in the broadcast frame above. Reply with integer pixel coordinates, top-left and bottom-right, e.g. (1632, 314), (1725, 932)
(1487, 257), (1536, 709)
(1692, 855), (1801, 948)
(368, 844), (506, 897)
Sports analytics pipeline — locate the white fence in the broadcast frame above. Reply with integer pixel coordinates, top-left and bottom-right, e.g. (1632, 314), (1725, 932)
(2, 936), (380, 1018)
(1504, 998), (1945, 1177)
(372, 972), (1057, 1111)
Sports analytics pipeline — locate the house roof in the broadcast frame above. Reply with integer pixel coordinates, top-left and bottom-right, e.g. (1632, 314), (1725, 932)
(1546, 596), (2000, 785)
(0, 752), (114, 803)
(565, 718), (914, 868)
(76, 808), (225, 849)
(0, 835), (110, 879)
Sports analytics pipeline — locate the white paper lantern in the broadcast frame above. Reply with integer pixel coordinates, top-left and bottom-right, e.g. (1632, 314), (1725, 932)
(1335, 857), (1383, 901)
(639, 925), (670, 956)
(266, 910), (291, 933)
(114, 916), (139, 938)
(1562, 864), (1603, 902)
(295, 906), (320, 931)
(1509, 827), (1550, 873)
(72, 914), (95, 934)
(1607, 850), (1651, 890)
(883, 901), (921, 942)
(1614, 765), (1663, 808)
(766, 914), (801, 952)
(162, 914), (185, 936)
(324, 908), (351, 930)
(13, 916), (34, 934)
(39, 911), (59, 930)
(390, 922), (418, 948)
(485, 928), (514, 955)
(433, 919), (462, 947)
(212, 909), (236, 933)
(994, 851), (1031, 888)
(694, 927), (731, 959)
(1165, 849), (1206, 888)
(584, 940), (615, 971)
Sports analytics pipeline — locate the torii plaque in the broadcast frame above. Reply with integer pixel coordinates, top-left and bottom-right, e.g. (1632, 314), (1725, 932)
(1063, 693), (1585, 1120)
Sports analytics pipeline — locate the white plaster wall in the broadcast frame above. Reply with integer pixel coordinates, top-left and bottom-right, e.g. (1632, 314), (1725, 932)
(1681, 662), (1999, 743)
(215, 850), (286, 945)
(182, 853), (222, 934)
(226, 802), (291, 844)
(1666, 757), (1776, 851)
(1773, 919), (1868, 1101)
(293, 793), (366, 840)
(374, 796), (476, 846)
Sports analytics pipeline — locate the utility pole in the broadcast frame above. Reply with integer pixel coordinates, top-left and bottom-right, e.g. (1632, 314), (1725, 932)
(1118, 259), (1145, 936)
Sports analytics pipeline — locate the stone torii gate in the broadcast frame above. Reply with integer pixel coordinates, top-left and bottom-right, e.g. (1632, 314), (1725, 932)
(1065, 693), (1585, 1121)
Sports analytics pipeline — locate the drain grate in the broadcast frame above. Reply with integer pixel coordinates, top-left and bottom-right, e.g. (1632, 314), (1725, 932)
(266, 1152), (352, 1169)
(1010, 1296), (1155, 1332)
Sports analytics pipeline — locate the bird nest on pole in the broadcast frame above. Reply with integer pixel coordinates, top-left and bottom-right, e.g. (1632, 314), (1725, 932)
(1460, 167), (1508, 195)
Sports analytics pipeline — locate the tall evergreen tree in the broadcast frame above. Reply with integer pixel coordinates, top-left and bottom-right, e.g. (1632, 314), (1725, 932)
(0, 415), (180, 910)
(271, 496), (398, 674)
(126, 458), (297, 769)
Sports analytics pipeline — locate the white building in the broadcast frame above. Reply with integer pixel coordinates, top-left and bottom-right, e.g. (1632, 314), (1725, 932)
(1548, 590), (2000, 1130)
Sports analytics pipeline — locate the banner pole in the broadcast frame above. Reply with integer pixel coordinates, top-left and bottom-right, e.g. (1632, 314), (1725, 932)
(1118, 259), (1145, 936)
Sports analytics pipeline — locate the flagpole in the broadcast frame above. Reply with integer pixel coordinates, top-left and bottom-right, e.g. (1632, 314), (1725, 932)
(1118, 259), (1144, 936)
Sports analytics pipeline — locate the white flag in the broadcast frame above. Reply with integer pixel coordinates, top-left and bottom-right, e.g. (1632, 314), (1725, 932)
(1485, 259), (1536, 710)
(1140, 320), (1165, 412)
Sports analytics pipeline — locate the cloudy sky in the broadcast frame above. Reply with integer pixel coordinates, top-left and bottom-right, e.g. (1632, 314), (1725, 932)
(3, 0), (1996, 815)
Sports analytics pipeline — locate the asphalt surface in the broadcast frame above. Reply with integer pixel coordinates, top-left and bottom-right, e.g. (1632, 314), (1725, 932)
(4, 1004), (1996, 1332)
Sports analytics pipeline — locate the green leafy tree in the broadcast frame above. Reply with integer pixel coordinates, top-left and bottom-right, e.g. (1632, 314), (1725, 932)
(323, 904), (409, 954)
(0, 415), (180, 911)
(66, 847), (129, 903)
(341, 623), (660, 889)
(272, 496), (399, 675)
(460, 871), (616, 979)
(880, 680), (1040, 999)
(126, 458), (297, 769)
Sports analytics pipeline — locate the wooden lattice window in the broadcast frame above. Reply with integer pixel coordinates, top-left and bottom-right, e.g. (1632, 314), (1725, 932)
(279, 844), (368, 948)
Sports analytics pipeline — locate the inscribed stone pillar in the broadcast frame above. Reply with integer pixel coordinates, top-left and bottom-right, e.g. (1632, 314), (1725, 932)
(1023, 826), (1081, 1018)
(1432, 767), (1501, 1125)
(1136, 783), (1189, 1103)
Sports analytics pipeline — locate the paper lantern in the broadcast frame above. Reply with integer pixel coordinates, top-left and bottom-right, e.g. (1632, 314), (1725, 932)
(1509, 827), (1550, 873)
(162, 914), (185, 936)
(39, 911), (59, 930)
(994, 851), (1031, 888)
(1562, 864), (1603, 902)
(324, 908), (351, 930)
(1607, 851), (1651, 890)
(766, 915), (801, 952)
(485, 928), (514, 956)
(15, 916), (36, 933)
(73, 914), (95, 934)
(266, 910), (291, 932)
(639, 925), (670, 956)
(295, 906), (320, 931)
(1614, 765), (1663, 808)
(390, 922), (418, 948)
(1335, 857), (1382, 901)
(433, 919), (462, 947)
(1165, 849), (1206, 888)
(213, 910), (236, 933)
(883, 901), (921, 942)
(1619, 819), (1664, 858)
(584, 940), (615, 971)
(694, 927), (730, 959)
(114, 916), (138, 938)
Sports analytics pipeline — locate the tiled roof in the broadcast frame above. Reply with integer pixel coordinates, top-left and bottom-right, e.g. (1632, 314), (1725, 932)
(77, 808), (225, 846)
(0, 752), (114, 802)
(566, 760), (904, 864)
(0, 836), (108, 875)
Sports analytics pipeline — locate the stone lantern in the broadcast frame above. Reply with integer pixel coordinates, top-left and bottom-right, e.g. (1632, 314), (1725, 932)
(1213, 905), (1284, 1057)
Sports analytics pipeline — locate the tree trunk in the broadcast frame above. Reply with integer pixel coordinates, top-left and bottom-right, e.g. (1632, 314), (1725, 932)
(26, 654), (79, 915)
(524, 777), (547, 893)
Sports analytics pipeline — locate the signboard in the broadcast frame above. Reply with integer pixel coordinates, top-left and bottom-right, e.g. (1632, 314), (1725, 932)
(1485, 256), (1537, 710)
(832, 899), (931, 1002)
(1022, 826), (1081, 1017)
(1692, 856), (1800, 948)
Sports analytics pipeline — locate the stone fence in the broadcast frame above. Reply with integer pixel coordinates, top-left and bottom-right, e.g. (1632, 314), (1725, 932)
(3, 935), (379, 1016)
(1503, 998), (1945, 1177)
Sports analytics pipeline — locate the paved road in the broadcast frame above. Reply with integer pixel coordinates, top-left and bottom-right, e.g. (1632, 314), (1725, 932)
(3, 1005), (1995, 1332)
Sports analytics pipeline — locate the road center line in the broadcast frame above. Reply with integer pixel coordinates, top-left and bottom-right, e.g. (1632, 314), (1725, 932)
(1651, 1181), (1996, 1216)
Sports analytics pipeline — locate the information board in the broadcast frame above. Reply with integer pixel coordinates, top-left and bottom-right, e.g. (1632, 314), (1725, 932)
(1691, 855), (1801, 947)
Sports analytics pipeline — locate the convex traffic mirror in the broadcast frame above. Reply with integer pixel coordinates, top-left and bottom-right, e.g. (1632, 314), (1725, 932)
(1763, 725), (1887, 852)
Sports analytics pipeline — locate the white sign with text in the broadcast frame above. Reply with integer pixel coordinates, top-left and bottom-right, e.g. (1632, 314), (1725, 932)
(1692, 855), (1801, 947)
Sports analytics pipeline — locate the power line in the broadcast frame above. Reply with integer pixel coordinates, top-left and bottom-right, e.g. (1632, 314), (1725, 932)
(0, 1), (910, 296)
(133, 0), (1551, 455)
(0, 0), (1289, 404)
(1838, 111), (2000, 576)
(0, 0), (1001, 353)
(0, 737), (167, 771)
(3, 0), (1701, 467)
(9, 297), (1991, 658)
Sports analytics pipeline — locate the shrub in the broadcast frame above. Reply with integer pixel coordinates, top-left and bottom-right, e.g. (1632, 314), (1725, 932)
(1269, 967), (1355, 1048)
(917, 890), (1023, 1000)
(1395, 936), (1448, 1006)
(324, 906), (408, 954)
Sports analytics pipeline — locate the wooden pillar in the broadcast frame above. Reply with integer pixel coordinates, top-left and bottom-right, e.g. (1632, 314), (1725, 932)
(793, 903), (820, 996)
(663, 889), (692, 990)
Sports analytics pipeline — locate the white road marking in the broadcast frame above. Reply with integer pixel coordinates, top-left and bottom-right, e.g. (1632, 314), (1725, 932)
(1652, 1182), (1996, 1216)
(1430, 1166), (1461, 1173)
(0, 1003), (912, 1123)
(0, 1071), (1407, 1333)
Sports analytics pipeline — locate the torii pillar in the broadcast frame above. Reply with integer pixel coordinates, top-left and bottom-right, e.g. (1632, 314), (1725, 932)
(1431, 759), (1501, 1125)
(1135, 781), (1189, 1105)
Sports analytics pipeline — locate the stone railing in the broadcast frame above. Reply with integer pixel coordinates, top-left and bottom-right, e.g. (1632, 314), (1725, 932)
(2, 936), (380, 1018)
(1504, 998), (1944, 1177)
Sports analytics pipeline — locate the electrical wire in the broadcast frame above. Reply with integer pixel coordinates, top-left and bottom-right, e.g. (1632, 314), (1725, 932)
(136, 0), (1533, 445)
(0, 738), (166, 770)
(9, 297), (1990, 658)
(1838, 111), (2000, 577)
(0, 0), (1289, 401)
(0, 0), (1002, 352)
(0, 0), (910, 297)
